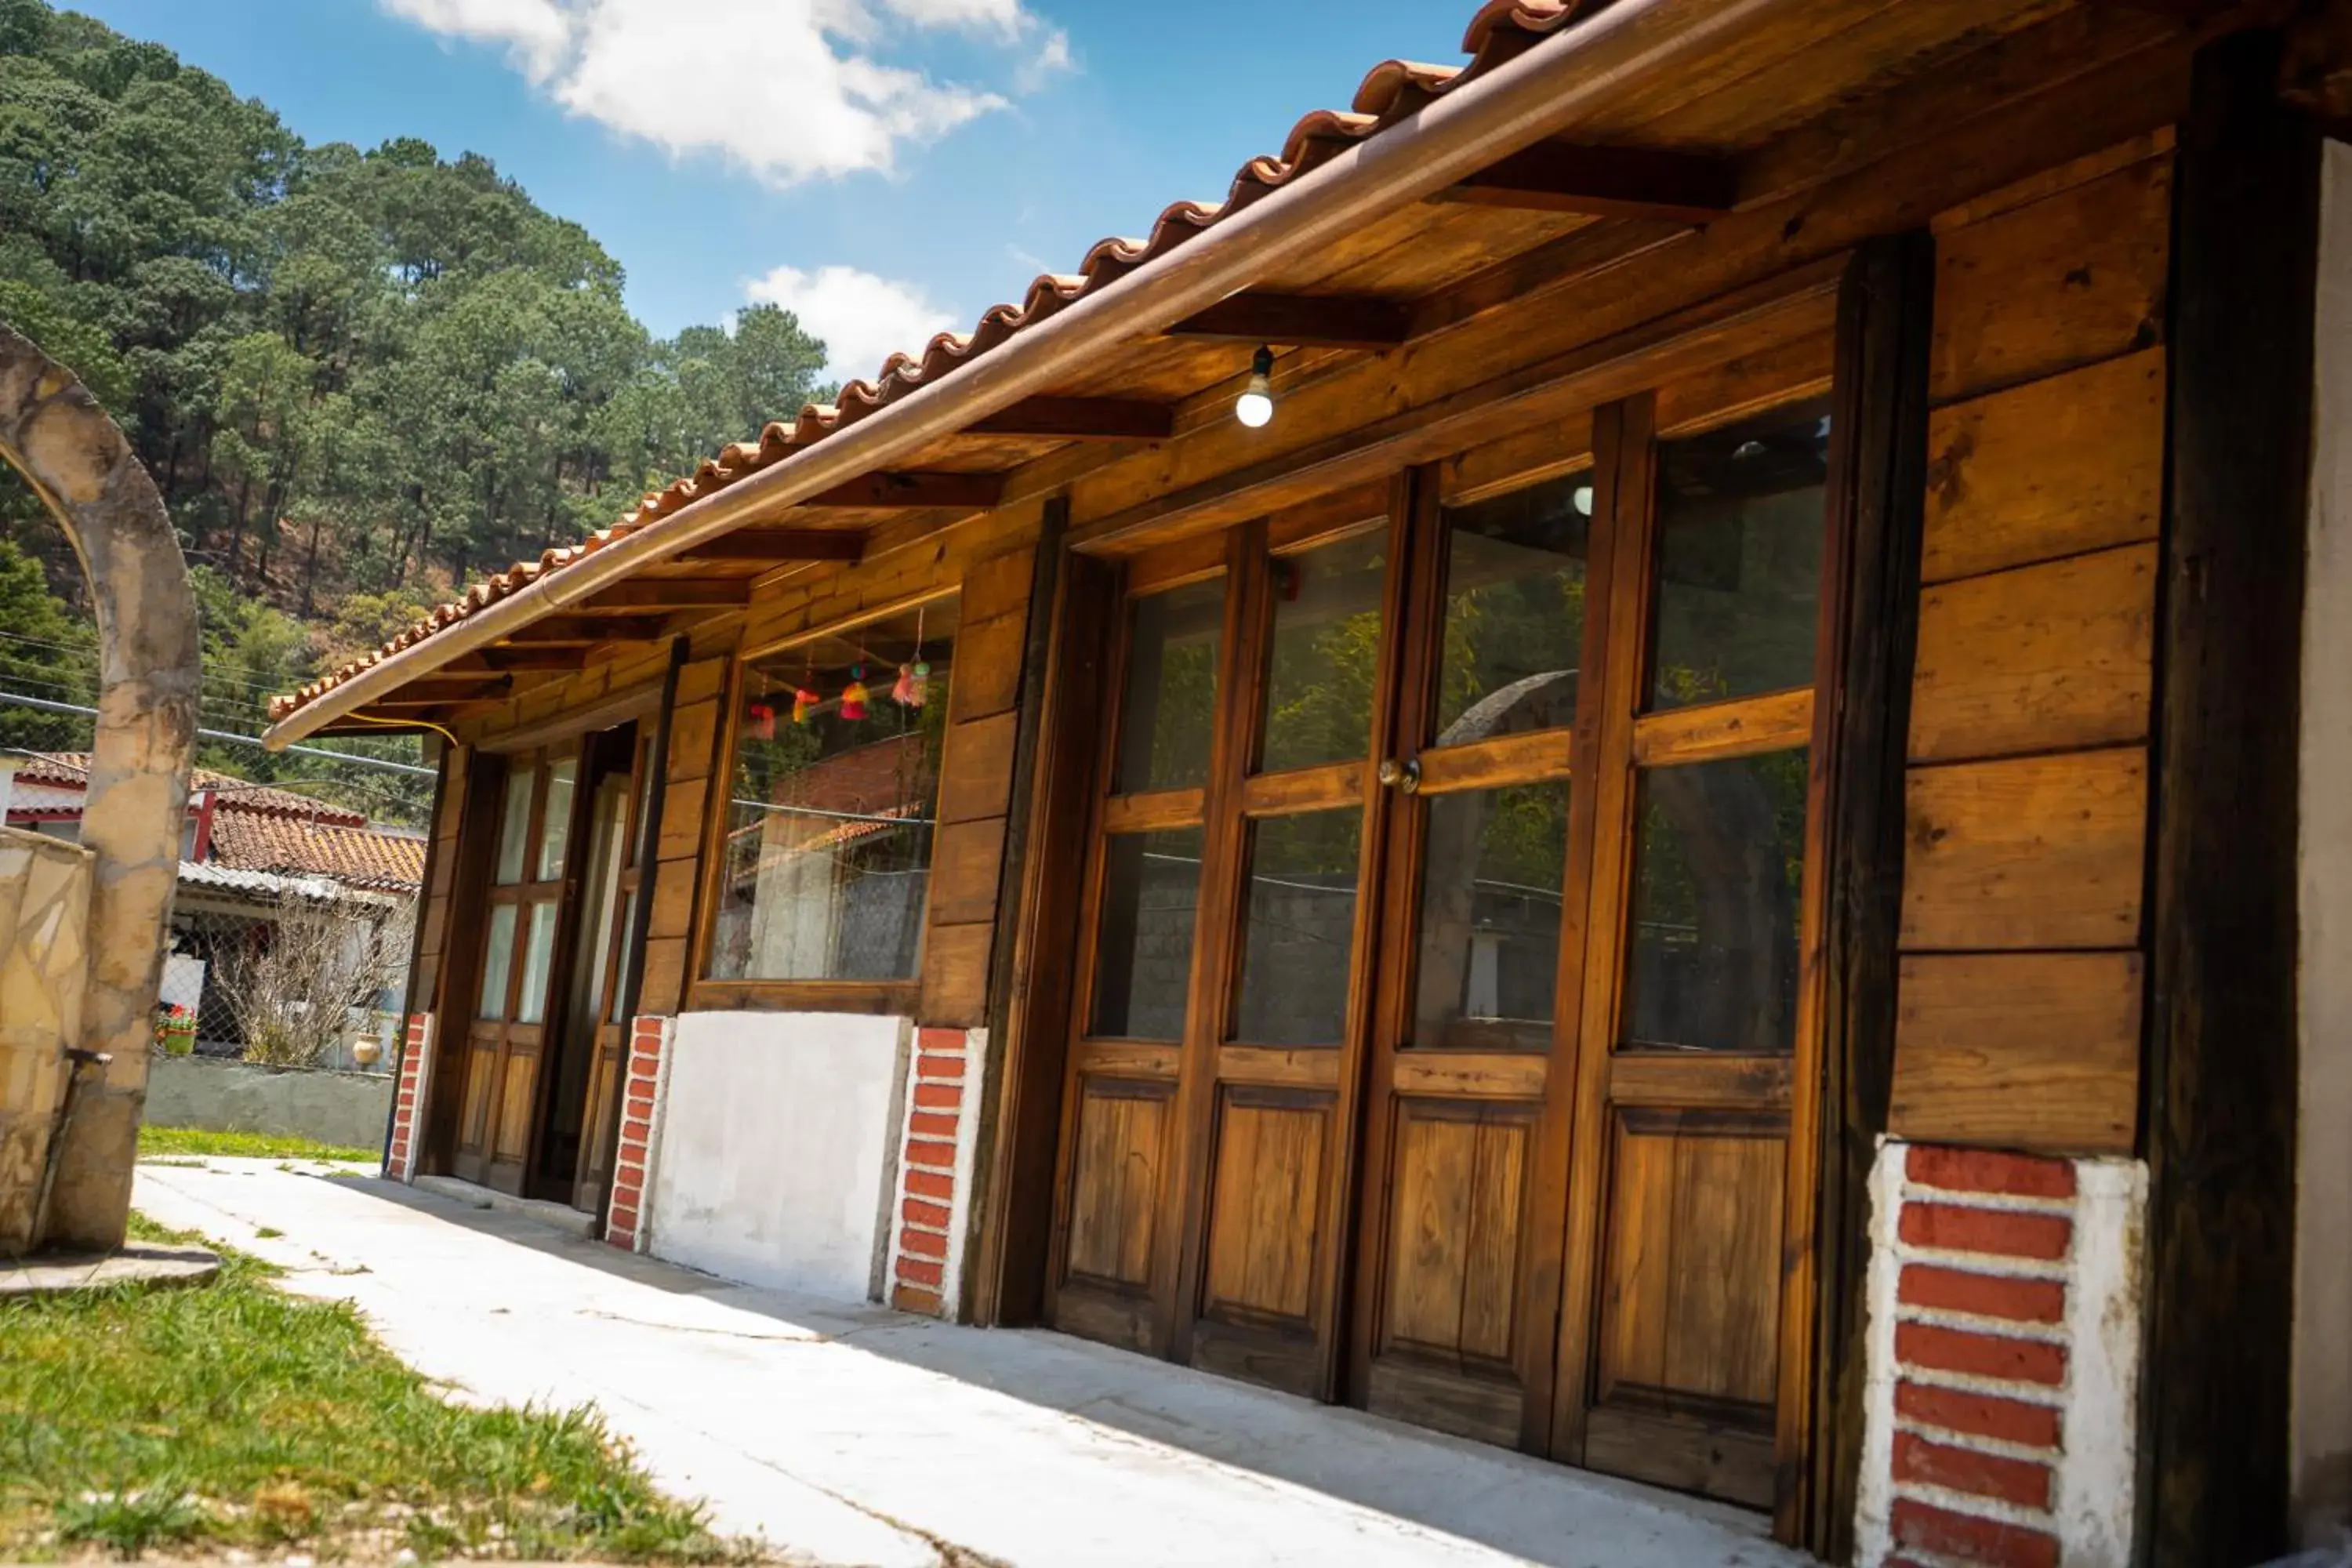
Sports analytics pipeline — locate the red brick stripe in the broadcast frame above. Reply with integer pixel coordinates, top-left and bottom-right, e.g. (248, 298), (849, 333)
(1899, 1203), (2072, 1261)
(1893, 1432), (2052, 1510)
(1907, 1145), (2077, 1201)
(1897, 1323), (2067, 1386)
(1896, 1380), (2063, 1450)
(1900, 1264), (2067, 1324)
(1891, 1498), (2057, 1568)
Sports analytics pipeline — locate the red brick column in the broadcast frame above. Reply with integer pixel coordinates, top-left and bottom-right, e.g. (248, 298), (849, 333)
(886, 1026), (971, 1316)
(1858, 1142), (2145, 1566)
(604, 1015), (670, 1252)
(383, 1013), (433, 1181)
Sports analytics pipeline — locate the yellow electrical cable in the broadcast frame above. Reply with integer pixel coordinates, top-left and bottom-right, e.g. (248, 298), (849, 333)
(332, 709), (461, 749)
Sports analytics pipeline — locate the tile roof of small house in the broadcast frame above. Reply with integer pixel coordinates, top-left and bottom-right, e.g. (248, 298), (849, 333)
(267, 0), (1614, 724)
(11, 753), (365, 823)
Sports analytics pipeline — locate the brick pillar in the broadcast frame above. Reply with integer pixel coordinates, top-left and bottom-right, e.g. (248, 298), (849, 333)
(604, 1015), (672, 1252)
(885, 1026), (981, 1317)
(1857, 1142), (2147, 1567)
(383, 1013), (434, 1182)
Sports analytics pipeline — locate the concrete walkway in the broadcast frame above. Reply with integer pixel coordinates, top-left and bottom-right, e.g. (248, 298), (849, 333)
(133, 1159), (1815, 1568)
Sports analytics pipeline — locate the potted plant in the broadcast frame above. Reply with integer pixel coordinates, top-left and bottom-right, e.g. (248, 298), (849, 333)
(155, 1004), (197, 1056)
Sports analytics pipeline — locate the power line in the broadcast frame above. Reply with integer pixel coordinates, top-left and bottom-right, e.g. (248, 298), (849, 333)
(0, 689), (436, 776)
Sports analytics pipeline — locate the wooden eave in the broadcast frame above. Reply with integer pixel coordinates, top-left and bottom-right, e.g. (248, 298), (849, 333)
(339, 0), (2249, 735)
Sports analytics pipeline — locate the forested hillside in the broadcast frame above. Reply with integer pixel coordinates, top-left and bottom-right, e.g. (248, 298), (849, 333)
(0, 0), (830, 819)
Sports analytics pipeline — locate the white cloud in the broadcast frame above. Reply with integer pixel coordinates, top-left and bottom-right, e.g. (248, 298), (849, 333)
(747, 265), (958, 383)
(379, 0), (1066, 186)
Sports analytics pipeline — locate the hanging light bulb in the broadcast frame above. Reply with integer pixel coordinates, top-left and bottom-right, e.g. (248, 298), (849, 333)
(1234, 345), (1275, 429)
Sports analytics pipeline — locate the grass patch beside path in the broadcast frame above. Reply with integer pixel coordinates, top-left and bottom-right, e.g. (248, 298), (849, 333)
(0, 1216), (760, 1563)
(136, 1125), (378, 1163)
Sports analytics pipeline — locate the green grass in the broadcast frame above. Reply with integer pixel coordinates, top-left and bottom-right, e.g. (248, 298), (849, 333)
(136, 1126), (378, 1163)
(0, 1217), (761, 1562)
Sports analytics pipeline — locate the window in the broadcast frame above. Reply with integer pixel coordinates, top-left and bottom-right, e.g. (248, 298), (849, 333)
(704, 597), (958, 984)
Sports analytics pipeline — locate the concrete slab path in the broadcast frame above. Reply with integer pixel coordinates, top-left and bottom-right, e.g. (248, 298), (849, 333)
(133, 1159), (1817, 1568)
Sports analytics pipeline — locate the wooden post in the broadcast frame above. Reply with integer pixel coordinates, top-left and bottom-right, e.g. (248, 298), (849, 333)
(2144, 29), (2318, 1566)
(971, 502), (1112, 1326)
(1809, 230), (1936, 1562)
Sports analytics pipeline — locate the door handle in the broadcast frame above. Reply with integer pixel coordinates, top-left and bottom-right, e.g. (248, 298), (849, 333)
(1377, 757), (1421, 795)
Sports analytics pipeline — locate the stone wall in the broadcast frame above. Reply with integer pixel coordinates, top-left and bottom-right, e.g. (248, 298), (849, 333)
(0, 826), (93, 1250)
(145, 1054), (391, 1152)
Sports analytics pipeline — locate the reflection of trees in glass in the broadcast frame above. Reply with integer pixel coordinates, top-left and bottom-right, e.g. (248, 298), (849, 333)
(1439, 565), (1587, 735)
(1624, 747), (1808, 1053)
(1144, 639), (1219, 789)
(1261, 535), (1385, 773)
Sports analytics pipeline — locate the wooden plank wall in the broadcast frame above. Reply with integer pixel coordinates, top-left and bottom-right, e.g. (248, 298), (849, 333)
(1886, 134), (2173, 1157)
(637, 652), (727, 1017)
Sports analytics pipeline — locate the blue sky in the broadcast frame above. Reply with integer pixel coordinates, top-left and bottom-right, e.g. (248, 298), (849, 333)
(72, 0), (1469, 382)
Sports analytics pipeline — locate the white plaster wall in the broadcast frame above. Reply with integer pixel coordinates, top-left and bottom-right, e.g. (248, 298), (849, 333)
(646, 1011), (910, 1301)
(2296, 134), (2352, 1549)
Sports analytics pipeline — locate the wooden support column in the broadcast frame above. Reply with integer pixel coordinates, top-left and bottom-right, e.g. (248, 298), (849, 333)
(2144, 30), (2318, 1566)
(972, 503), (1116, 1327)
(1811, 230), (1936, 1564)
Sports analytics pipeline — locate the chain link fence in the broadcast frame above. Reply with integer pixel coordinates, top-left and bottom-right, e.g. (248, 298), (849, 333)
(157, 877), (414, 1075)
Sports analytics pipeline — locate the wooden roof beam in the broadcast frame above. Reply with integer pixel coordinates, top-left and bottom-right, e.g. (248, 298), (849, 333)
(577, 581), (750, 612)
(1166, 292), (1412, 350)
(364, 679), (507, 706)
(676, 529), (866, 564)
(967, 397), (1174, 441)
(803, 472), (1006, 509)
(1437, 141), (1735, 222)
(502, 615), (667, 644)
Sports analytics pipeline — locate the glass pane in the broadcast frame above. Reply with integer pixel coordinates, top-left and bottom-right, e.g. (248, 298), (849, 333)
(704, 597), (956, 982)
(535, 757), (576, 881)
(1622, 749), (1809, 1054)
(1650, 403), (1831, 710)
(1090, 826), (1203, 1040)
(1411, 782), (1570, 1051)
(1232, 809), (1363, 1046)
(1260, 531), (1385, 774)
(515, 898), (559, 1025)
(477, 903), (517, 1020)
(1112, 578), (1225, 793)
(1435, 474), (1591, 744)
(493, 767), (535, 886)
(574, 782), (630, 1027)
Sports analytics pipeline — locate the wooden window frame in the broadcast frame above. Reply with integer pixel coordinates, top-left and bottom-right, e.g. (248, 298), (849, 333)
(684, 586), (962, 1016)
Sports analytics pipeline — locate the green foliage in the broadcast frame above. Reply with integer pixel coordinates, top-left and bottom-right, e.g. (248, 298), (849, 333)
(0, 1219), (760, 1562)
(136, 1123), (378, 1163)
(0, 0), (830, 820)
(0, 535), (93, 751)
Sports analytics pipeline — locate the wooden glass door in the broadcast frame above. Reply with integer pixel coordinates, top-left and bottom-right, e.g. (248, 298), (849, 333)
(1549, 395), (1835, 1515)
(1048, 485), (1396, 1396)
(1040, 361), (1838, 1528)
(554, 727), (650, 1212)
(454, 745), (580, 1192)
(1348, 456), (1596, 1450)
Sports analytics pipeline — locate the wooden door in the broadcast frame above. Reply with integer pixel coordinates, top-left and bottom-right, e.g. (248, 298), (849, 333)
(1348, 455), (1599, 1450)
(453, 746), (583, 1193)
(570, 732), (651, 1213)
(1550, 394), (1835, 1516)
(1047, 485), (1396, 1392)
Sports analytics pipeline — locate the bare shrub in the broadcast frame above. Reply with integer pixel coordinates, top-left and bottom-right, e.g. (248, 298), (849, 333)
(212, 890), (412, 1068)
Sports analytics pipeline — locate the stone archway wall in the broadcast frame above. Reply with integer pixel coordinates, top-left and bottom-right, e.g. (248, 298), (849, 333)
(0, 323), (199, 1250)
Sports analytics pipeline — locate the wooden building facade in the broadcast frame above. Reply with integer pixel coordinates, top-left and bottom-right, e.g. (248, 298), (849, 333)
(266, 2), (2350, 1560)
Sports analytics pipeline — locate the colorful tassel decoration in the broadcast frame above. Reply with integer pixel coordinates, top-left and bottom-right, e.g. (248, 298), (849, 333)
(840, 666), (870, 721)
(748, 702), (775, 741)
(791, 686), (819, 725)
(892, 660), (931, 709)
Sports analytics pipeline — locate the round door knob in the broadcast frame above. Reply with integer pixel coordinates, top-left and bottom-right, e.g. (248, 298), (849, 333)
(1377, 758), (1402, 787)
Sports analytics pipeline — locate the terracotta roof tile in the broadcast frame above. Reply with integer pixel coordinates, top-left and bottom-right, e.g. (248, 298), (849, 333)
(270, 0), (1615, 724)
(13, 752), (366, 823)
(204, 811), (426, 893)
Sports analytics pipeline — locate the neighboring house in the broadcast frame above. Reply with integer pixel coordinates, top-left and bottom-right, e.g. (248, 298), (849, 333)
(2, 753), (424, 1055)
(254, 4), (2350, 1562)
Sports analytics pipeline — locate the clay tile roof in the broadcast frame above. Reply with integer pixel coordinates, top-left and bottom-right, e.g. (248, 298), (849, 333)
(269, 0), (1612, 724)
(203, 811), (426, 893)
(12, 752), (367, 824)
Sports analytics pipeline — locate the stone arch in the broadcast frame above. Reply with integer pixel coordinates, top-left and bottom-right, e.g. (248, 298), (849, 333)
(0, 322), (199, 1250)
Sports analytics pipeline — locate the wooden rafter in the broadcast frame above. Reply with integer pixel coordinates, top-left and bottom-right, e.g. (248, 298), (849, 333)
(676, 530), (866, 564)
(501, 615), (666, 644)
(577, 581), (750, 612)
(1166, 292), (1412, 350)
(803, 472), (1006, 509)
(367, 678), (504, 706)
(967, 397), (1175, 441)
(1438, 141), (1737, 221)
